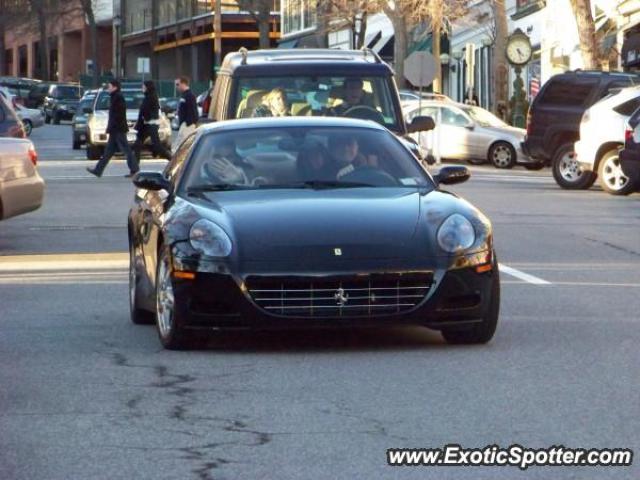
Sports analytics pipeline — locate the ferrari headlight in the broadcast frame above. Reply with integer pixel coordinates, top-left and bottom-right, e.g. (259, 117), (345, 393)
(189, 219), (232, 257)
(437, 213), (475, 253)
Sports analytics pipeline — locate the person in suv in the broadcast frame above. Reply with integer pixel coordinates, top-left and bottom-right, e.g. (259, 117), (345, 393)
(43, 84), (84, 124)
(522, 70), (639, 189)
(207, 48), (434, 149)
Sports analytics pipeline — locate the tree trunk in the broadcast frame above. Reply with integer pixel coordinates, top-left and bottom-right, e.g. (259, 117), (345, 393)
(492, 0), (509, 116)
(85, 6), (100, 86)
(258, 14), (270, 49)
(432, 24), (441, 93)
(386, 11), (408, 88)
(37, 9), (50, 80)
(356, 12), (367, 49)
(570, 0), (599, 69)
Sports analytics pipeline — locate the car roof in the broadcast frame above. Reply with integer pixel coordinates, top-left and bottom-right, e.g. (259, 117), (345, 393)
(552, 70), (640, 82)
(220, 48), (394, 77)
(198, 116), (389, 134)
(590, 85), (640, 109)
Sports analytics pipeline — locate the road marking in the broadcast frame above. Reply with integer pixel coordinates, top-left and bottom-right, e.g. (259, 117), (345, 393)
(498, 263), (551, 285)
(38, 159), (169, 167)
(503, 280), (640, 287)
(0, 253), (128, 272)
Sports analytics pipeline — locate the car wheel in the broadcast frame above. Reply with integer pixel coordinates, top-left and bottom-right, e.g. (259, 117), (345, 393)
(551, 143), (596, 190)
(53, 111), (61, 125)
(597, 149), (634, 196)
(489, 142), (516, 169)
(129, 242), (154, 325)
(22, 120), (32, 136)
(86, 145), (103, 161)
(524, 162), (545, 171)
(441, 257), (500, 345)
(155, 246), (190, 350)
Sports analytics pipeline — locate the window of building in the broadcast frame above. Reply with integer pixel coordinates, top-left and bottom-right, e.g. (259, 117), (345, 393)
(282, 0), (316, 36)
(512, 0), (546, 19)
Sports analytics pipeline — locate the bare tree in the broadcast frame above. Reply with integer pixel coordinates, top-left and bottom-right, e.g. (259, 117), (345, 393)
(323, 0), (377, 49)
(78, 0), (99, 86)
(491, 0), (508, 115)
(569, 0), (599, 69)
(236, 0), (273, 49)
(0, 0), (25, 75)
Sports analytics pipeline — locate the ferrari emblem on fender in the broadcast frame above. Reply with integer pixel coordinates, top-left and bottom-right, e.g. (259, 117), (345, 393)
(334, 248), (342, 256)
(334, 288), (349, 306)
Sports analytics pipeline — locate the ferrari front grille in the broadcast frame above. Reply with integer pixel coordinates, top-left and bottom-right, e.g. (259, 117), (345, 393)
(245, 272), (433, 317)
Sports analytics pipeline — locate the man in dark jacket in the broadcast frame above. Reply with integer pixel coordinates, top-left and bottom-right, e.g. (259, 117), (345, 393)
(132, 80), (171, 161)
(87, 79), (138, 178)
(173, 76), (199, 151)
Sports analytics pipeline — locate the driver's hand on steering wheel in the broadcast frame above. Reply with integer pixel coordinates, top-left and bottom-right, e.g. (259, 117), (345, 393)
(207, 157), (248, 184)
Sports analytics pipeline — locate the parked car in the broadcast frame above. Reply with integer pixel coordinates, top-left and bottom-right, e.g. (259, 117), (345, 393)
(14, 103), (45, 136)
(43, 83), (84, 124)
(399, 89), (451, 104)
(574, 86), (640, 195)
(0, 138), (44, 221)
(207, 48), (434, 160)
(26, 82), (52, 110)
(522, 70), (640, 189)
(404, 100), (539, 169)
(128, 117), (499, 349)
(0, 77), (42, 106)
(160, 97), (180, 130)
(0, 91), (26, 139)
(71, 90), (99, 149)
(85, 86), (172, 160)
(619, 107), (640, 193)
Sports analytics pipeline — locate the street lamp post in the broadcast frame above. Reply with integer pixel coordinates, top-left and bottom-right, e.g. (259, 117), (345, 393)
(113, 14), (122, 78)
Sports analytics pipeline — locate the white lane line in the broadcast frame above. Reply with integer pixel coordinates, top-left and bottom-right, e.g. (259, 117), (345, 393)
(38, 159), (169, 167)
(0, 253), (128, 272)
(499, 263), (551, 285)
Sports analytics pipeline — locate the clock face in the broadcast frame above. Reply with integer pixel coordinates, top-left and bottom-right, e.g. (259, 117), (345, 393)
(506, 36), (532, 65)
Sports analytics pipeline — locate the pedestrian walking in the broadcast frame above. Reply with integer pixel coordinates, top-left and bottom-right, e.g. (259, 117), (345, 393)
(86, 79), (139, 178)
(173, 76), (199, 152)
(133, 81), (172, 161)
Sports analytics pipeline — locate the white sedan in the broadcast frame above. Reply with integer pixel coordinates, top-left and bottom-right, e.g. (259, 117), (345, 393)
(404, 100), (542, 169)
(0, 138), (45, 221)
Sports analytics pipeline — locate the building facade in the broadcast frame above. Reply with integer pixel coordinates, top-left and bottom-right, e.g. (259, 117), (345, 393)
(118, 0), (281, 84)
(3, 0), (113, 81)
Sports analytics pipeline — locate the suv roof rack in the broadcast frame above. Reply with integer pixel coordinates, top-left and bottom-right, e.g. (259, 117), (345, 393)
(361, 47), (382, 63)
(571, 69), (639, 76)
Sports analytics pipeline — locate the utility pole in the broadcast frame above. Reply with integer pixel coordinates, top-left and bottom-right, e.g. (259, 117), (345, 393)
(214, 0), (222, 69)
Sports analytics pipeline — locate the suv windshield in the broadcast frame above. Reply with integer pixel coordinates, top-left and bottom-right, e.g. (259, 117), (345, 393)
(232, 76), (401, 131)
(95, 90), (145, 111)
(464, 106), (508, 128)
(53, 86), (82, 99)
(180, 126), (432, 192)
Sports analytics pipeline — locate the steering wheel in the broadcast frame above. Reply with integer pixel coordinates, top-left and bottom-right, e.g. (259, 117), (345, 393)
(339, 165), (398, 187)
(341, 105), (386, 124)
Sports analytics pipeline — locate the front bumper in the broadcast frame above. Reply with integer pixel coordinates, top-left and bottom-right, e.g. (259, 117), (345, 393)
(167, 260), (496, 331)
(90, 129), (171, 146)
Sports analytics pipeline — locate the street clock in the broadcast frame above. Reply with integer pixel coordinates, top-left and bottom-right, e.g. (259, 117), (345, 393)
(506, 28), (533, 66)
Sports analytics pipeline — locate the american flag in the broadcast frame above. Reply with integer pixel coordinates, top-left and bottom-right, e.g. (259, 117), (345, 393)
(530, 77), (540, 99)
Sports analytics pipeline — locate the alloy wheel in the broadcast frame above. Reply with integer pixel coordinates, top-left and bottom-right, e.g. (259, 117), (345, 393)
(156, 255), (175, 338)
(600, 155), (628, 192)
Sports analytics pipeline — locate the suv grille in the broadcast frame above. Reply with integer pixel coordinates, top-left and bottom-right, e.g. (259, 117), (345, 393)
(245, 272), (433, 318)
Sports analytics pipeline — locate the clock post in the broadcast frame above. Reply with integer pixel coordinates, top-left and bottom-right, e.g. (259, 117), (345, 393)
(505, 28), (532, 128)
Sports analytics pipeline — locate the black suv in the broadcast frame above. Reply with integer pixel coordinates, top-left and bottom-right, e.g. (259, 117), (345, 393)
(620, 107), (640, 192)
(207, 48), (433, 150)
(43, 84), (84, 124)
(522, 70), (639, 189)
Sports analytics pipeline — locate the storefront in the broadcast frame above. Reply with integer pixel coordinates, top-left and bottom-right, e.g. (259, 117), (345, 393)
(621, 26), (640, 71)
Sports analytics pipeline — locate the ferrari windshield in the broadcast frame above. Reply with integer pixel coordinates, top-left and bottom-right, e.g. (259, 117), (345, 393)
(232, 76), (401, 131)
(180, 126), (433, 192)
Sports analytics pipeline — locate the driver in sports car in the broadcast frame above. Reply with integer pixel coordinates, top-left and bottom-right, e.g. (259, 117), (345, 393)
(203, 138), (253, 184)
(328, 135), (380, 179)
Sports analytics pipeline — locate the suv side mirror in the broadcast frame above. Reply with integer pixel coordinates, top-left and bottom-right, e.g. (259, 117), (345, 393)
(433, 166), (470, 186)
(133, 172), (173, 193)
(83, 107), (93, 114)
(465, 123), (475, 130)
(407, 115), (435, 134)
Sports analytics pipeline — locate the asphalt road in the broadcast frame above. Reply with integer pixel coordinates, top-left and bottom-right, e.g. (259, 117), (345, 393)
(1, 124), (639, 480)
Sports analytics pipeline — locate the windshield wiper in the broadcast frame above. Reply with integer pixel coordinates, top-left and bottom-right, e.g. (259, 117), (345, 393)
(186, 184), (250, 196)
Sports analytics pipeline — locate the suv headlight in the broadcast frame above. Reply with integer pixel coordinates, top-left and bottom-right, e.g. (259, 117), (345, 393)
(189, 219), (232, 257)
(437, 213), (475, 253)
